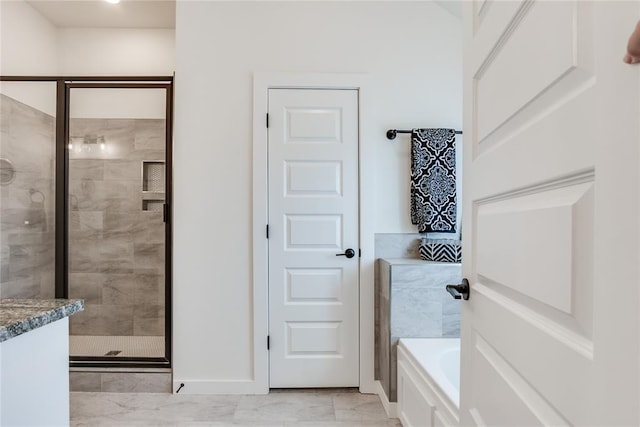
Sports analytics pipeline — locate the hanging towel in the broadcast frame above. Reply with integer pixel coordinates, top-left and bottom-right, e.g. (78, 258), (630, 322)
(410, 128), (457, 233)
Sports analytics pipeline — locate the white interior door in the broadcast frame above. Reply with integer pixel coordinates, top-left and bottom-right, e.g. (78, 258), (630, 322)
(461, 1), (640, 425)
(268, 88), (359, 388)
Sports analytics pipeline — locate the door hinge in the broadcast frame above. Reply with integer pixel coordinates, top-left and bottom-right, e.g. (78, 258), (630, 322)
(359, 248), (362, 258)
(267, 335), (270, 350)
(266, 224), (269, 239)
(266, 113), (269, 128)
(163, 203), (168, 223)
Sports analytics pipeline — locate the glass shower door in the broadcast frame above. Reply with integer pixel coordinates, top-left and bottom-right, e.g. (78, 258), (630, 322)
(66, 85), (169, 363)
(0, 82), (57, 300)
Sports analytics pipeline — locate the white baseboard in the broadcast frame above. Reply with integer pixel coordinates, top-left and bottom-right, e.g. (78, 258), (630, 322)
(171, 379), (376, 396)
(374, 380), (398, 419)
(171, 379), (268, 395)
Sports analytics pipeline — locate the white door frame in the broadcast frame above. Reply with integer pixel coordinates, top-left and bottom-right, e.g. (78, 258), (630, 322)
(252, 72), (375, 394)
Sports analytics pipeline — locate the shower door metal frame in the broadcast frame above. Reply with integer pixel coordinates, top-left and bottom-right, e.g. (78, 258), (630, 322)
(0, 76), (174, 368)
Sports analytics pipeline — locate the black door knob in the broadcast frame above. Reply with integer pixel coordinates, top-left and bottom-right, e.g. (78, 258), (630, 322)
(336, 248), (356, 259)
(446, 278), (470, 300)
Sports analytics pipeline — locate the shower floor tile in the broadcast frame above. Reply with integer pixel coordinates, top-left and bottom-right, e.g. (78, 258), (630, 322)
(70, 335), (164, 358)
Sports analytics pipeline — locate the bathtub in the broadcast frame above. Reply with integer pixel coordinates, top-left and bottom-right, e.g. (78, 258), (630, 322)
(397, 338), (460, 427)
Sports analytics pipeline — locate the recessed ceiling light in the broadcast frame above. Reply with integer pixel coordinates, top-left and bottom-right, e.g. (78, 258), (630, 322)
(105, 0), (121, 4)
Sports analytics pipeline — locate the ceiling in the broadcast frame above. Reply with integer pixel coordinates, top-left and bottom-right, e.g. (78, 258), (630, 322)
(26, 0), (460, 30)
(26, 0), (176, 29)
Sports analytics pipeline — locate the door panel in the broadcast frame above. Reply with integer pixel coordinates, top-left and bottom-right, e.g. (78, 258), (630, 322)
(474, 1), (577, 141)
(286, 214), (342, 249)
(476, 182), (593, 315)
(285, 161), (342, 196)
(268, 89), (359, 387)
(287, 322), (341, 354)
(462, 1), (639, 425)
(286, 268), (342, 302)
(287, 108), (341, 142)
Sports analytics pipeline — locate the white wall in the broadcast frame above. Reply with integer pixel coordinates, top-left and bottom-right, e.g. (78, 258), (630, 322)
(57, 28), (175, 76)
(0, 0), (58, 115)
(58, 28), (175, 119)
(0, 0), (57, 75)
(174, 1), (462, 391)
(0, 2), (175, 114)
(69, 88), (166, 119)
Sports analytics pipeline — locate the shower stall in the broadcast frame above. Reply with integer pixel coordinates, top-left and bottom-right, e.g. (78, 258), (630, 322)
(0, 77), (173, 367)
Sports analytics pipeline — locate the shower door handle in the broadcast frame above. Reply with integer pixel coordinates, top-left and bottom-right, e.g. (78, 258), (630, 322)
(446, 278), (470, 300)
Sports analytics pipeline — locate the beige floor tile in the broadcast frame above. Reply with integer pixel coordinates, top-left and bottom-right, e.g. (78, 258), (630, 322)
(233, 393), (335, 422)
(284, 423), (400, 427)
(70, 390), (396, 426)
(71, 392), (240, 424)
(333, 393), (389, 421)
(70, 372), (102, 392)
(175, 423), (284, 427)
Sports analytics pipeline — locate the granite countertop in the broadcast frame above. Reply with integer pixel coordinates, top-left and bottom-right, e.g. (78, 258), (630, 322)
(0, 299), (84, 343)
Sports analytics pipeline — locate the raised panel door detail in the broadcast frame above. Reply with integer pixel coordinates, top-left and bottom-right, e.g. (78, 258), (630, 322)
(285, 214), (342, 250)
(476, 182), (593, 315)
(474, 1), (580, 143)
(286, 268), (342, 304)
(286, 322), (341, 356)
(286, 108), (341, 143)
(284, 161), (342, 197)
(469, 334), (567, 426)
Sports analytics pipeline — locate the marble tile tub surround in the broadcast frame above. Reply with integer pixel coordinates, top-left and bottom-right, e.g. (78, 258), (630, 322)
(71, 389), (400, 427)
(0, 94), (56, 300)
(389, 259), (462, 339)
(68, 118), (166, 340)
(374, 233), (423, 260)
(0, 298), (84, 342)
(375, 258), (461, 403)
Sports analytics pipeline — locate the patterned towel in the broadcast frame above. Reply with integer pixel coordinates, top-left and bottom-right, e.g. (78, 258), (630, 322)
(419, 238), (462, 263)
(410, 129), (457, 233)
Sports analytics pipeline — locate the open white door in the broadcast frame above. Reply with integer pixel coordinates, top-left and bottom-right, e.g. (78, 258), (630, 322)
(268, 88), (360, 388)
(461, 1), (640, 425)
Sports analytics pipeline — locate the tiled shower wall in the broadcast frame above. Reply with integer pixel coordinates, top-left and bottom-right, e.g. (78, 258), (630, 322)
(0, 94), (56, 299)
(68, 118), (166, 337)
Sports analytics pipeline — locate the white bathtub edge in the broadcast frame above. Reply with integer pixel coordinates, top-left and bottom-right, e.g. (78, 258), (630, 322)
(374, 380), (398, 418)
(398, 338), (460, 409)
(397, 340), (460, 425)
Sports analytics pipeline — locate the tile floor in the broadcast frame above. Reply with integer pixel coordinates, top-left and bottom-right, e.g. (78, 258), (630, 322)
(71, 389), (401, 427)
(70, 335), (165, 358)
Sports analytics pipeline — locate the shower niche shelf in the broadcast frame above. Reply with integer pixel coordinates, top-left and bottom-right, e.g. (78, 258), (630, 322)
(142, 160), (165, 211)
